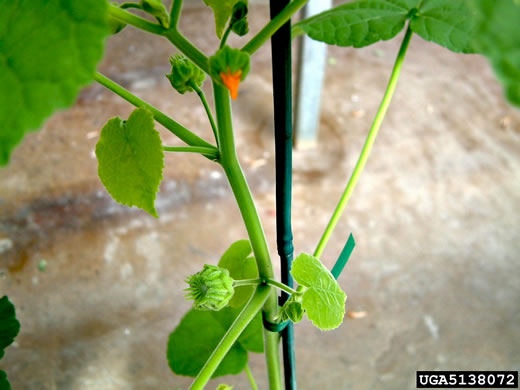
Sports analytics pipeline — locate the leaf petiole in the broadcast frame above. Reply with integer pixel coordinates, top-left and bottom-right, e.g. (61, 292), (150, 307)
(169, 0), (183, 29)
(94, 72), (217, 150)
(107, 3), (165, 35)
(163, 146), (219, 160)
(220, 24), (233, 49)
(313, 25), (414, 259)
(233, 278), (298, 296)
(245, 364), (259, 390)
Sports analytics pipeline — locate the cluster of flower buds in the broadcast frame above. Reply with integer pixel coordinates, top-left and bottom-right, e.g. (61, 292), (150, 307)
(185, 265), (235, 311)
(230, 1), (249, 37)
(166, 54), (206, 94)
(209, 46), (250, 100)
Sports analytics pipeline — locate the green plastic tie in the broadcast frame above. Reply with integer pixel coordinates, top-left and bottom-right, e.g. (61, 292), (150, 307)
(262, 310), (290, 333)
(331, 233), (356, 280)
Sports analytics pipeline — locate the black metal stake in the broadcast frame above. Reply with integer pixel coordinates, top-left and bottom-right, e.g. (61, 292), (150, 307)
(269, 0), (296, 389)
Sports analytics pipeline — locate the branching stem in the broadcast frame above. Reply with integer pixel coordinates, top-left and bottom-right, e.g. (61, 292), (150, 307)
(189, 286), (271, 390)
(188, 82), (282, 390)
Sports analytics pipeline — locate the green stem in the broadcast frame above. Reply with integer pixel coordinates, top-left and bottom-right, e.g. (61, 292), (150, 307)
(245, 364), (259, 390)
(220, 24), (233, 49)
(233, 278), (263, 287)
(266, 278), (298, 296)
(163, 146), (219, 159)
(109, 3), (209, 75)
(190, 83), (220, 148)
(94, 72), (216, 150)
(169, 0), (183, 29)
(213, 81), (282, 390)
(164, 29), (209, 74)
(242, 0), (308, 55)
(313, 25), (413, 259)
(190, 285), (271, 390)
(213, 83), (274, 280)
(233, 278), (298, 295)
(108, 4), (165, 35)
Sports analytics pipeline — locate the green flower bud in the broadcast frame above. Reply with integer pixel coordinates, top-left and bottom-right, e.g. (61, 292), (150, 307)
(141, 0), (170, 28)
(231, 19), (249, 37)
(166, 54), (206, 94)
(278, 294), (304, 323)
(209, 46), (250, 99)
(185, 264), (235, 311)
(231, 1), (248, 21)
(230, 2), (248, 36)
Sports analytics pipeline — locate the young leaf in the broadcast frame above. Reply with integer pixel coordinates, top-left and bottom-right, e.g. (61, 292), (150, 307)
(167, 309), (247, 378)
(203, 0), (247, 38)
(410, 0), (478, 53)
(0, 296), (20, 360)
(471, 0), (520, 107)
(0, 0), (108, 165)
(218, 240), (258, 307)
(96, 107), (164, 217)
(292, 0), (416, 48)
(291, 254), (347, 330)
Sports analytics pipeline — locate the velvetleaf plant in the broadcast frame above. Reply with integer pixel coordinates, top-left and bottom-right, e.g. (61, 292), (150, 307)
(0, 0), (519, 389)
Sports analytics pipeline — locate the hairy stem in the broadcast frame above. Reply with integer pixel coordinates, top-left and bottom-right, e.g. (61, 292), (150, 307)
(190, 286), (270, 390)
(163, 146), (219, 160)
(94, 72), (216, 150)
(190, 83), (220, 148)
(242, 0), (308, 55)
(108, 4), (165, 35)
(245, 364), (259, 390)
(314, 25), (414, 259)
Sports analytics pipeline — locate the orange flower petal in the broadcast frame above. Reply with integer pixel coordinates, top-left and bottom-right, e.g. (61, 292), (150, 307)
(220, 70), (242, 100)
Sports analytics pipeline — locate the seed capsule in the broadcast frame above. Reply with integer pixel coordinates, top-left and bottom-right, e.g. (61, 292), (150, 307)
(185, 264), (235, 311)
